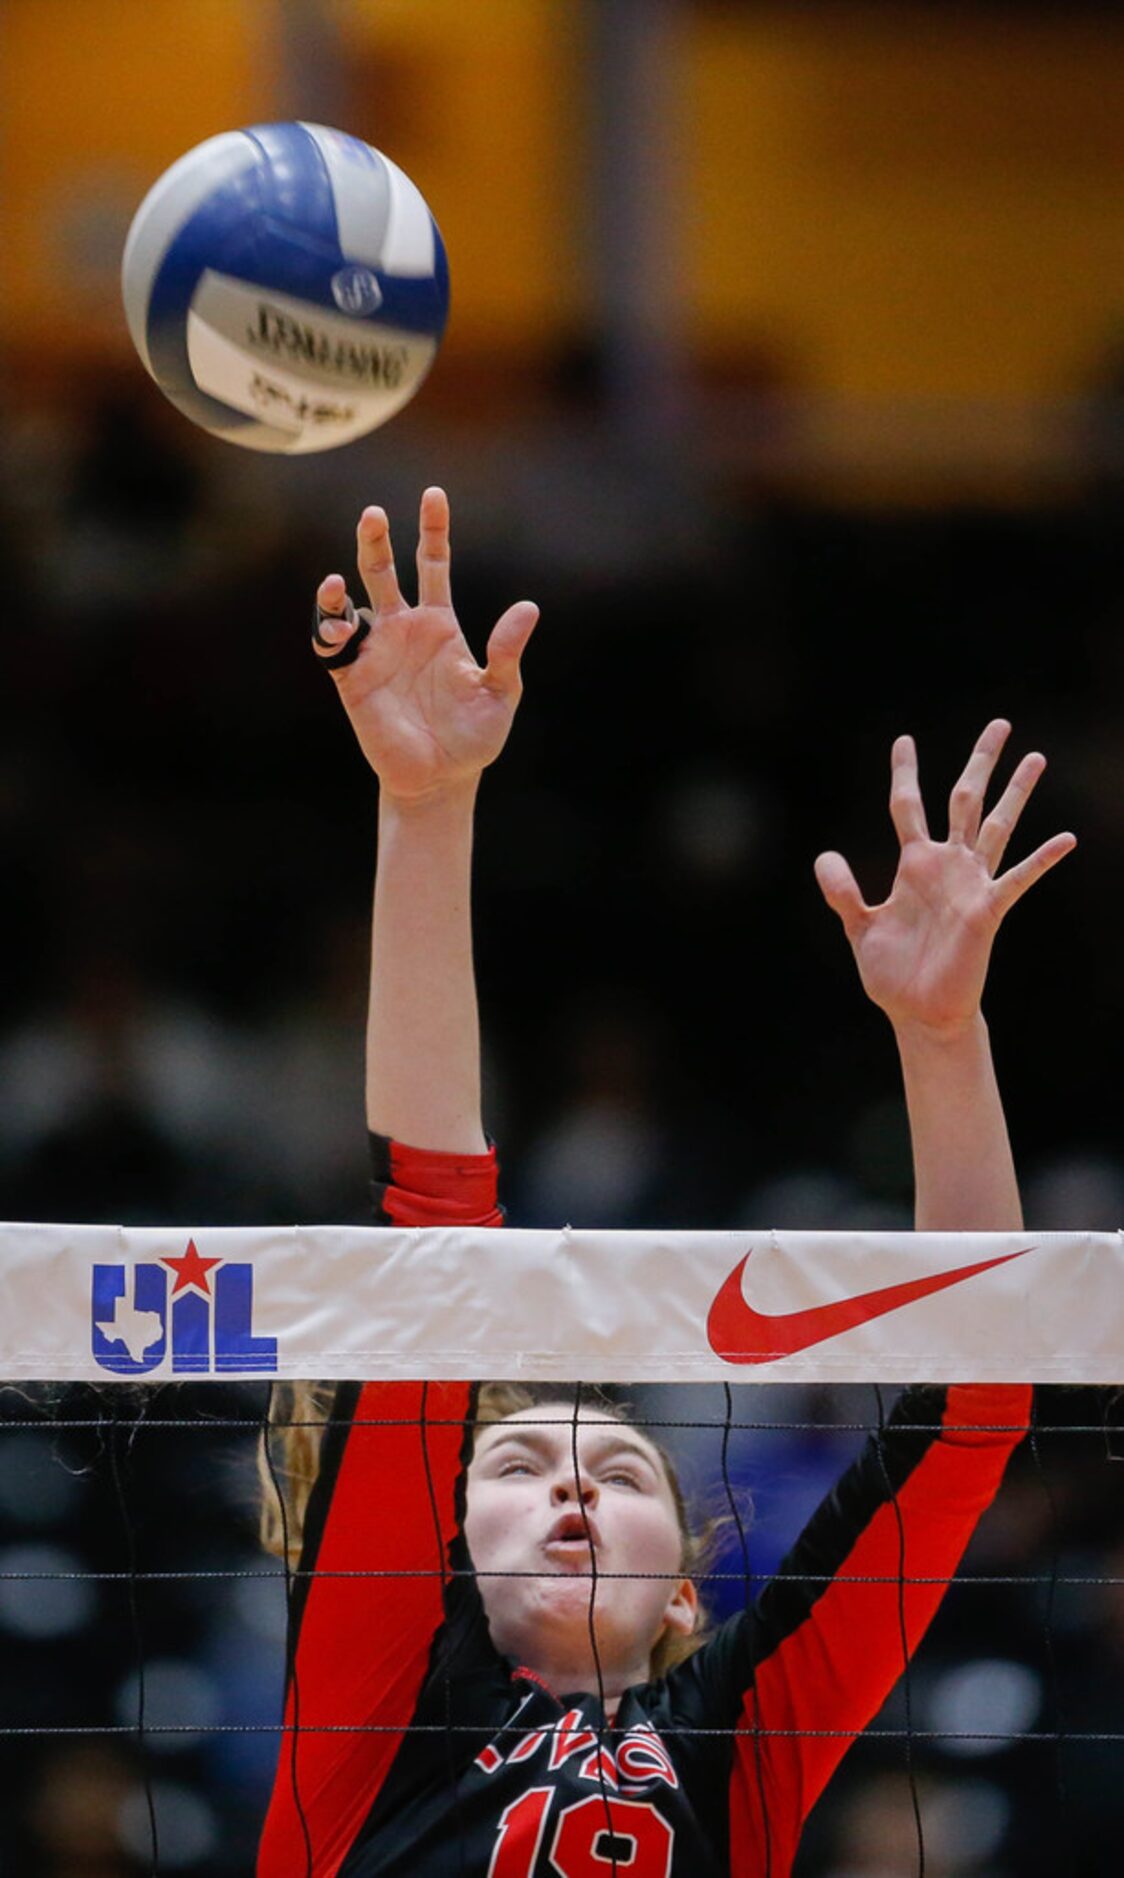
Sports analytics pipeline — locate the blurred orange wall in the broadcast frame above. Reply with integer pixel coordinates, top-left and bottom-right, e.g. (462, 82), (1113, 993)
(686, 8), (1124, 398)
(0, 0), (277, 353)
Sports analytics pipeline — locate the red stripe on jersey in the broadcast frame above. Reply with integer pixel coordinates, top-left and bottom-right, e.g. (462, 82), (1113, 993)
(726, 1382), (1030, 1875)
(257, 1380), (472, 1877)
(259, 1139), (502, 1875)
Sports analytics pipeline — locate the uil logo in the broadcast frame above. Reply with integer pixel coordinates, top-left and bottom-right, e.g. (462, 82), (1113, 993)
(91, 1241), (278, 1376)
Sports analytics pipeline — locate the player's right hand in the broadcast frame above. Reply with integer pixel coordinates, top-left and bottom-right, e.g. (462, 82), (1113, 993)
(314, 487), (539, 802)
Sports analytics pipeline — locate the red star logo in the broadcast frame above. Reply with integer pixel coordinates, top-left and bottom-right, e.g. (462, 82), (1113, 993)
(161, 1240), (223, 1297)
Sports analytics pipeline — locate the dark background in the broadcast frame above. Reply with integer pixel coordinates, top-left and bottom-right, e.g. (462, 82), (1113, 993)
(1, 1), (1123, 1872)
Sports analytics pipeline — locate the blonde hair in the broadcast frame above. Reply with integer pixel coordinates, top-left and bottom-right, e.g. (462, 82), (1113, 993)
(258, 1380), (718, 1678)
(257, 1380), (337, 1567)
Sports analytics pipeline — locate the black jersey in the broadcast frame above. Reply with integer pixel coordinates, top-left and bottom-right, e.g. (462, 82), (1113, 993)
(258, 1138), (1029, 1877)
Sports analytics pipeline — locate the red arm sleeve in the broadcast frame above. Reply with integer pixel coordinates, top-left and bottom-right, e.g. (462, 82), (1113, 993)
(728, 1382), (1031, 1874)
(257, 1137), (502, 1878)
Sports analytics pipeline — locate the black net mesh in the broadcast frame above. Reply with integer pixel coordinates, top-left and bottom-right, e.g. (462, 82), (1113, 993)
(1, 1380), (1122, 1875)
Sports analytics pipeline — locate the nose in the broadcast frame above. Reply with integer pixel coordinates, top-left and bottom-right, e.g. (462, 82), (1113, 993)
(550, 1471), (598, 1509)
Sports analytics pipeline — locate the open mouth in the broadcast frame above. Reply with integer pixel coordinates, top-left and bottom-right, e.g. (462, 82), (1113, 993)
(543, 1511), (601, 1556)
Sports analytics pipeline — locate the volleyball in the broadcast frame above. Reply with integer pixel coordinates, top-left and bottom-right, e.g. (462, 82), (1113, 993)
(121, 123), (449, 454)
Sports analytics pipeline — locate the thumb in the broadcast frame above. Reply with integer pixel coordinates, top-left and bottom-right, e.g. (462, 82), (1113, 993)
(813, 851), (869, 943)
(484, 601), (540, 695)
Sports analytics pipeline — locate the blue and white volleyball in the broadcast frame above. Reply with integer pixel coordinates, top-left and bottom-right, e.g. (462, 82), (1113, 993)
(122, 123), (449, 453)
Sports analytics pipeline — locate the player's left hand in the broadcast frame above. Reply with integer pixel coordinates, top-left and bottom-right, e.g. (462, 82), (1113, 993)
(814, 719), (1076, 1038)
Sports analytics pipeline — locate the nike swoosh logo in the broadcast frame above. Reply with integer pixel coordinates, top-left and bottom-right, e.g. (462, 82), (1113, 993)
(706, 1243), (1034, 1363)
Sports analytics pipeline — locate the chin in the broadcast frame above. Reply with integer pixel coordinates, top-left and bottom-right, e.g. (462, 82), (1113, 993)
(485, 1580), (607, 1662)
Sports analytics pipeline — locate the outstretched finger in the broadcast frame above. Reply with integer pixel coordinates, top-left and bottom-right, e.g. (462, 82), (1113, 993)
(483, 601), (540, 697)
(977, 749), (1046, 873)
(416, 485), (453, 609)
(888, 735), (929, 847)
(993, 831), (1076, 916)
(813, 851), (870, 945)
(356, 506), (404, 614)
(948, 718), (1011, 844)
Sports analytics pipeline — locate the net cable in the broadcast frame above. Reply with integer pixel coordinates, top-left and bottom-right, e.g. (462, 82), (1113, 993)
(571, 1382), (620, 1878)
(1028, 1397), (1073, 1877)
(106, 1392), (160, 1877)
(873, 1382), (925, 1878)
(720, 1379), (772, 1878)
(260, 1380), (315, 1878)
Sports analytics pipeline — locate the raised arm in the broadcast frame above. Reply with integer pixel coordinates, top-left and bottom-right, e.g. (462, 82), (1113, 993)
(713, 724), (1076, 1867)
(313, 486), (538, 1152)
(814, 719), (1075, 1229)
(259, 499), (537, 1874)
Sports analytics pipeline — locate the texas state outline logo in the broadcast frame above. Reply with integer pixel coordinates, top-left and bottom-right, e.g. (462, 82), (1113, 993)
(91, 1239), (278, 1376)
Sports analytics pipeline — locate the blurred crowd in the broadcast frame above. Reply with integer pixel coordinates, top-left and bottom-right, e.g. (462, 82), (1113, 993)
(0, 372), (1122, 1875)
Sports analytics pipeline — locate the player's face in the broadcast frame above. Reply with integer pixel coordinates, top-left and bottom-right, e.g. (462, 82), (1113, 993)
(465, 1407), (698, 1692)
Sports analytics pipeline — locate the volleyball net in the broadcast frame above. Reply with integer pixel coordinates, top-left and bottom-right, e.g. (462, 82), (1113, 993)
(1, 1222), (1122, 1874)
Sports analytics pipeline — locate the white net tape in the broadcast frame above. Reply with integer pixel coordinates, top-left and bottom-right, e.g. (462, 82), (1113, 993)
(2, 1223), (1120, 1383)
